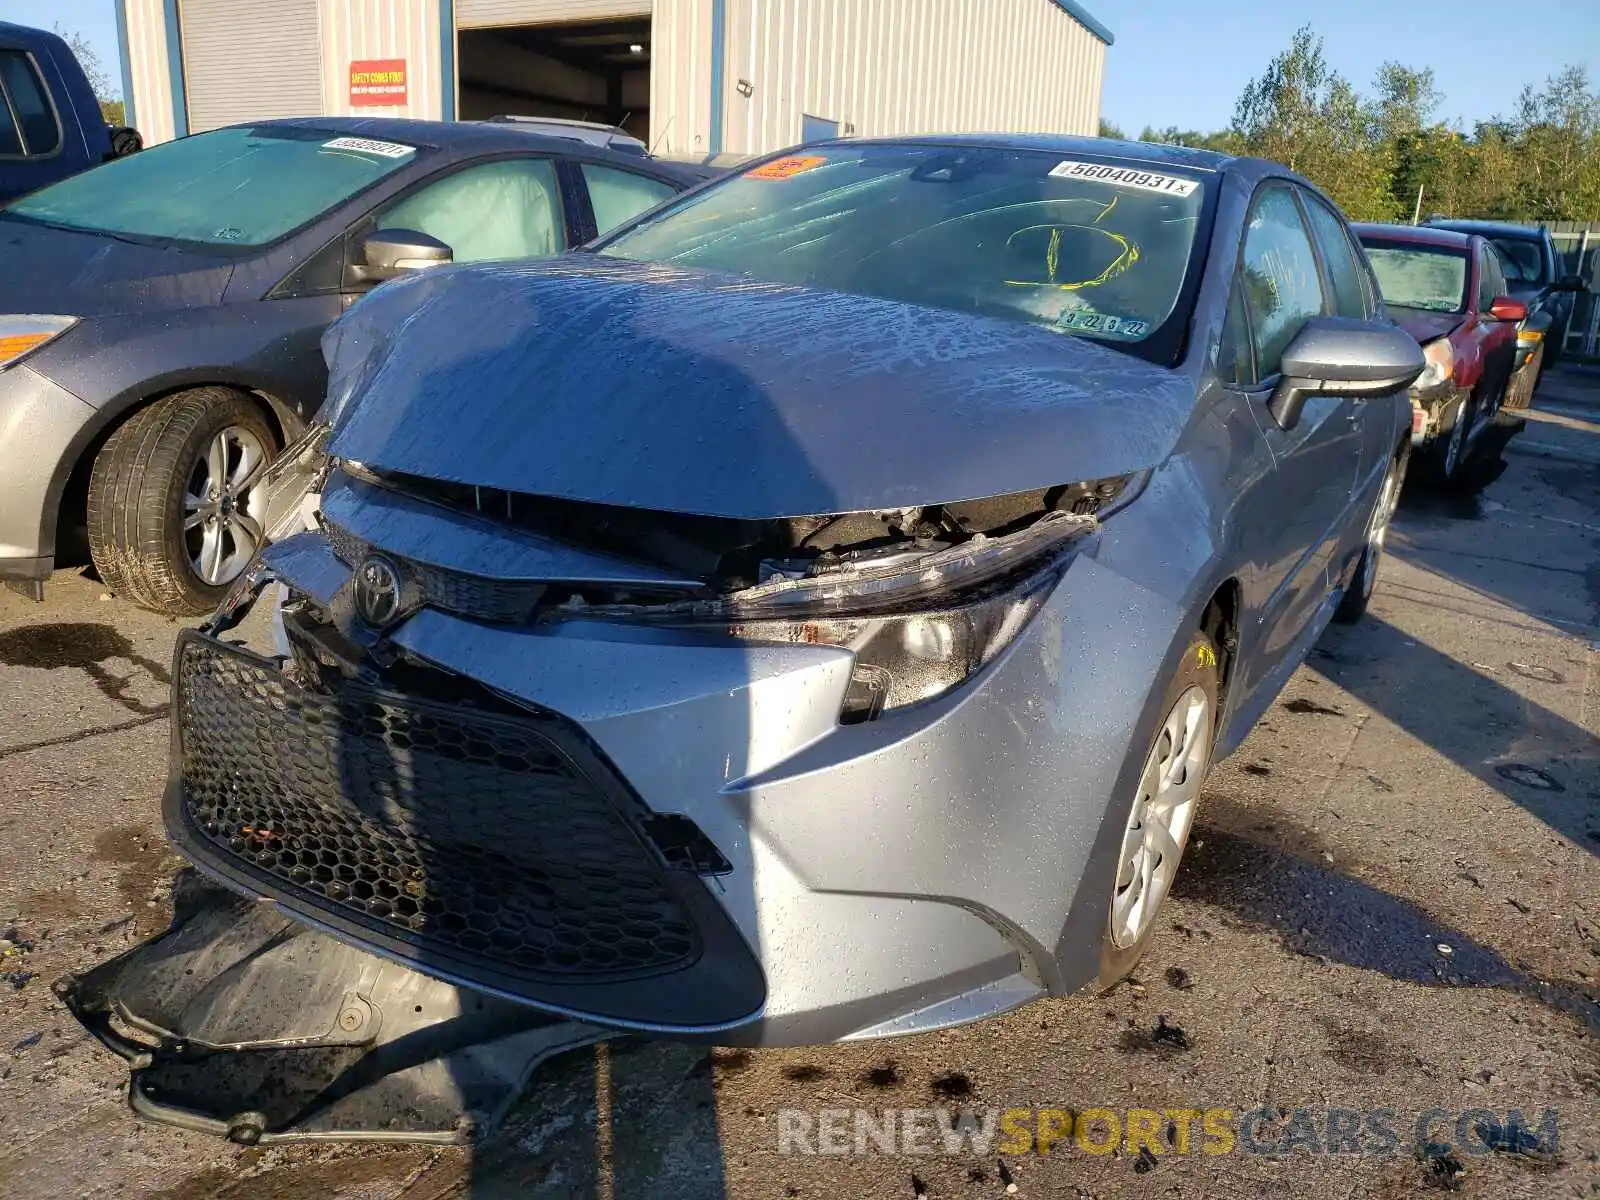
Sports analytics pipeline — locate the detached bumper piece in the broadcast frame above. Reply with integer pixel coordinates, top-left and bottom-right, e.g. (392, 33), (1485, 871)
(165, 632), (763, 1031)
(58, 873), (607, 1144)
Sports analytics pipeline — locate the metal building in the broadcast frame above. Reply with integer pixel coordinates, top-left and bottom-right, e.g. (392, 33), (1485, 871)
(119, 0), (1110, 155)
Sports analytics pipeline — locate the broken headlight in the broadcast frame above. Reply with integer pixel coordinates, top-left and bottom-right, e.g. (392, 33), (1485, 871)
(613, 511), (1094, 722)
(261, 422), (334, 543)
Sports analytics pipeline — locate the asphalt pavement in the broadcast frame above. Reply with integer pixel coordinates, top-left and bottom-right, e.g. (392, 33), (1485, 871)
(0, 372), (1596, 1199)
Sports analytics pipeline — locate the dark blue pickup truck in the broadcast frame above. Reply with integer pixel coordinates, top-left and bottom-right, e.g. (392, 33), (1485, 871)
(0, 22), (141, 203)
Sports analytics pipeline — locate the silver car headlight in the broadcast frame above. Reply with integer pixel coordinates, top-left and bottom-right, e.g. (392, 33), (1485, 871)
(260, 422), (334, 542)
(583, 511), (1096, 722)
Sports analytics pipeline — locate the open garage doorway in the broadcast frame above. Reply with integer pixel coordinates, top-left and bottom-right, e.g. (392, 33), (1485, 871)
(456, 15), (652, 144)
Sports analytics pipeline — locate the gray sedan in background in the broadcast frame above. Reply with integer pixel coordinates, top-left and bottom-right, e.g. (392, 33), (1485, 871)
(67, 136), (1423, 1141)
(0, 116), (705, 612)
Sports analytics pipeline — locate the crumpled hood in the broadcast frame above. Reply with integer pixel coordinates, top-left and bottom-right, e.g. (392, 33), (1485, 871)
(1390, 309), (1462, 347)
(0, 218), (233, 316)
(325, 257), (1195, 519)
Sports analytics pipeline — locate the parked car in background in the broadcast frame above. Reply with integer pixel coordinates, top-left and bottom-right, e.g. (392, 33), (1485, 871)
(66, 137), (1423, 1132)
(1355, 223), (1525, 483)
(0, 116), (704, 613)
(0, 22), (140, 203)
(1425, 217), (1585, 375)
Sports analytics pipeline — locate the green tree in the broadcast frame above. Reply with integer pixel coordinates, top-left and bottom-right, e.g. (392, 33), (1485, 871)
(1098, 117), (1126, 140)
(54, 27), (125, 127)
(1230, 26), (1393, 219)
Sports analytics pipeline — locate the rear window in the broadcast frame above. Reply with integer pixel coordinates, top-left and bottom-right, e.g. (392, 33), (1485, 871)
(1489, 237), (1545, 286)
(0, 50), (61, 157)
(598, 144), (1211, 361)
(1359, 238), (1468, 314)
(3, 125), (425, 247)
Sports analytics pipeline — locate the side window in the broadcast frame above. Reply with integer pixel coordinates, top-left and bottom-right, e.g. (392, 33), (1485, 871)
(1240, 187), (1325, 379)
(1477, 246), (1504, 310)
(370, 157), (562, 264)
(1218, 279), (1254, 386)
(1299, 193), (1367, 319)
(581, 163), (679, 237)
(0, 51), (60, 156)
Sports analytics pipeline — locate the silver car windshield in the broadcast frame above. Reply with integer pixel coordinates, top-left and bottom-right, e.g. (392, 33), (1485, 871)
(599, 144), (1207, 347)
(3, 126), (422, 248)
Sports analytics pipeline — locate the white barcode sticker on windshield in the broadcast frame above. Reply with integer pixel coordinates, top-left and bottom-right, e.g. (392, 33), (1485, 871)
(322, 136), (416, 159)
(1048, 160), (1198, 196)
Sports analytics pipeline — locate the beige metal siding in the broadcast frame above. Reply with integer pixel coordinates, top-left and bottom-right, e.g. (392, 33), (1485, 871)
(318, 0), (442, 120)
(457, 0), (650, 29)
(179, 0), (324, 132)
(653, 0), (1106, 158)
(122, 0), (176, 144)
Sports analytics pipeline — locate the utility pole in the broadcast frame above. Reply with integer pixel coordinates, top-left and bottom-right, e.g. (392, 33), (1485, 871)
(1411, 184), (1424, 225)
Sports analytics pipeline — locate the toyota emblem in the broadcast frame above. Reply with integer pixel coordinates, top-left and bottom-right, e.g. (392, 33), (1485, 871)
(353, 555), (406, 629)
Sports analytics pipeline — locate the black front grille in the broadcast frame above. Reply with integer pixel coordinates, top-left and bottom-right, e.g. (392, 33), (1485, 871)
(323, 522), (544, 625)
(171, 635), (700, 984)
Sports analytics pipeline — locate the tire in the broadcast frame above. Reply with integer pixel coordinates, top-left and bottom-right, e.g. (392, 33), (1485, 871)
(1427, 391), (1477, 486)
(1502, 344), (1543, 412)
(1334, 448), (1406, 624)
(87, 389), (277, 616)
(1098, 630), (1220, 987)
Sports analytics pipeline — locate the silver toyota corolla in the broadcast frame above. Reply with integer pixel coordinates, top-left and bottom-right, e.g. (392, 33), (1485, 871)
(68, 137), (1422, 1128)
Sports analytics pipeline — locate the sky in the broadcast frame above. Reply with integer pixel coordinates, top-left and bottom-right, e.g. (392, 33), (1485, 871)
(6, 0), (1600, 128)
(1098, 0), (1600, 136)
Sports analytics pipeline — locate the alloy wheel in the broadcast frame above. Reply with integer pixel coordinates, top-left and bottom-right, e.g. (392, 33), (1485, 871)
(1443, 399), (1473, 478)
(1358, 458), (1403, 600)
(183, 426), (269, 586)
(1110, 685), (1211, 949)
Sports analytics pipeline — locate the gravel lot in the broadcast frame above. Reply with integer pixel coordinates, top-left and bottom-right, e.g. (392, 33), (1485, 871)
(1, 372), (1597, 1200)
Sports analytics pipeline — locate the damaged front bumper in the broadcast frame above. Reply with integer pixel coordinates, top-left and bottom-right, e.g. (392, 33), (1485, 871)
(58, 871), (608, 1144)
(66, 462), (1171, 1144)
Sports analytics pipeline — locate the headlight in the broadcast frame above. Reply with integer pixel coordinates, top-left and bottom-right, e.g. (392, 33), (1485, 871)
(261, 422), (334, 542)
(0, 315), (77, 369)
(1415, 337), (1454, 391)
(580, 511), (1094, 722)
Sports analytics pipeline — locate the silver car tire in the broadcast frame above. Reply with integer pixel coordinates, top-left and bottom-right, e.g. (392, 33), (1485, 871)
(88, 388), (277, 616)
(1098, 630), (1219, 987)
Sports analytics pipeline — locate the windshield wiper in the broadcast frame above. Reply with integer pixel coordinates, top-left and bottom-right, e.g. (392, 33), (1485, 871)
(0, 212), (160, 248)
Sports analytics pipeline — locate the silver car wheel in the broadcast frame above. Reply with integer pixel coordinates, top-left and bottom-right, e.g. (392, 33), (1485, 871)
(1110, 684), (1210, 949)
(183, 426), (269, 586)
(1359, 458), (1402, 599)
(1443, 399), (1471, 478)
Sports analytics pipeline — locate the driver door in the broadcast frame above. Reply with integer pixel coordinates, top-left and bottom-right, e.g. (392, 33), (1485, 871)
(1225, 185), (1363, 705)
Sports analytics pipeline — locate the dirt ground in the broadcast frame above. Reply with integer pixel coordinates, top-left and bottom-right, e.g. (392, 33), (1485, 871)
(1, 371), (1597, 1199)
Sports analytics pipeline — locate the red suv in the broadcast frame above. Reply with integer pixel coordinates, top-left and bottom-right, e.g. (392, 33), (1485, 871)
(1354, 223), (1526, 484)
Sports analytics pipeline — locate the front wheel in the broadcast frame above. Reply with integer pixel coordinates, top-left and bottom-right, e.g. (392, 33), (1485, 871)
(1430, 392), (1477, 485)
(88, 389), (277, 615)
(1098, 630), (1219, 987)
(1334, 449), (1406, 624)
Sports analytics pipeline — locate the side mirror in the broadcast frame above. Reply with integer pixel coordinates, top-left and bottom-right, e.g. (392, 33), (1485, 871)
(1488, 296), (1528, 322)
(107, 126), (142, 159)
(352, 228), (453, 284)
(1556, 273), (1586, 293)
(1268, 317), (1424, 430)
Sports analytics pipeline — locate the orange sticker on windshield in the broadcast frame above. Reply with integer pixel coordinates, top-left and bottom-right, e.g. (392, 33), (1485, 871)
(745, 154), (827, 180)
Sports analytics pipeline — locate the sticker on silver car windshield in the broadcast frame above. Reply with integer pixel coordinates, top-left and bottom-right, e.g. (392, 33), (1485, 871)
(1057, 309), (1151, 339)
(1048, 160), (1198, 197)
(321, 136), (416, 159)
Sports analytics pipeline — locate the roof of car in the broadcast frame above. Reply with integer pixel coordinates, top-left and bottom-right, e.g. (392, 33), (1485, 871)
(852, 132), (1239, 171)
(228, 116), (706, 182)
(1352, 222), (1475, 251)
(1425, 217), (1544, 240)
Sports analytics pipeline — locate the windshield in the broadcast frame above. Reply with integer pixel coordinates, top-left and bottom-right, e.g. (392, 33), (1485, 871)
(1360, 240), (1468, 313)
(598, 144), (1209, 357)
(3, 126), (424, 248)
(1489, 237), (1544, 286)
